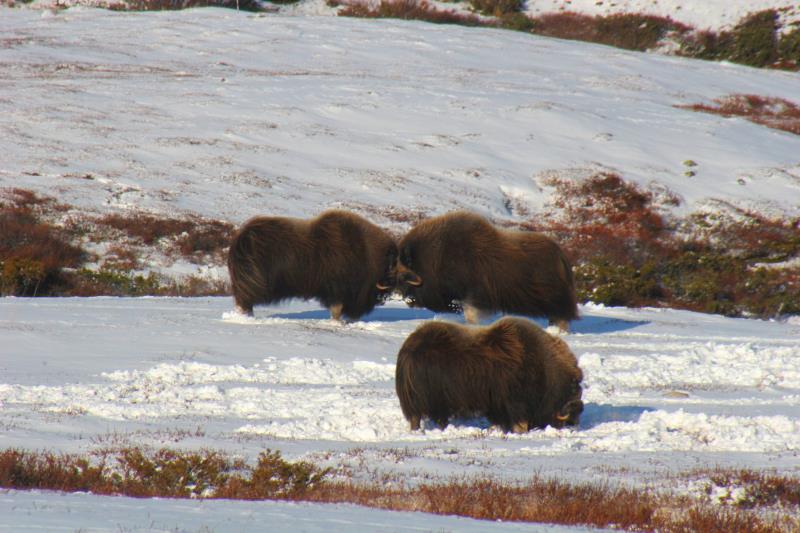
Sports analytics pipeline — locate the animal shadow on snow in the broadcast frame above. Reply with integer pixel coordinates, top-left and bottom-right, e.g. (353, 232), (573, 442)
(267, 309), (646, 332)
(578, 403), (655, 430)
(462, 312), (647, 334)
(268, 306), (437, 322)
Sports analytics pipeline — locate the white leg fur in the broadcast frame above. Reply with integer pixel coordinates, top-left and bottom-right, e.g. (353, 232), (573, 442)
(329, 303), (344, 322)
(463, 303), (490, 324)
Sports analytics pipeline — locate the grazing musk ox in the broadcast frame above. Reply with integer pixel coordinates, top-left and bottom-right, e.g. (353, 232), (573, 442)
(227, 210), (397, 321)
(396, 211), (578, 330)
(395, 317), (583, 432)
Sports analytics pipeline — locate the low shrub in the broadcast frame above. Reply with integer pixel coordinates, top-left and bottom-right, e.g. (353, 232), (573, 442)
(1, 448), (795, 532)
(95, 212), (234, 262)
(704, 470), (800, 509)
(108, 0), (266, 12)
(728, 9), (779, 67)
(678, 93), (800, 136)
(339, 4), (798, 71)
(529, 173), (800, 318)
(778, 27), (800, 68)
(468, 0), (521, 17)
(0, 190), (86, 296)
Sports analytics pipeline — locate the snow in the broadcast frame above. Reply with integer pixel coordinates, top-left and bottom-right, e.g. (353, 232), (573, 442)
(0, 3), (799, 531)
(1, 6), (800, 237)
(1, 297), (799, 530)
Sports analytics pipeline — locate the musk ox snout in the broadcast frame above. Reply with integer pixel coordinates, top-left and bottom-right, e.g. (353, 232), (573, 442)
(227, 210), (396, 321)
(395, 317), (584, 433)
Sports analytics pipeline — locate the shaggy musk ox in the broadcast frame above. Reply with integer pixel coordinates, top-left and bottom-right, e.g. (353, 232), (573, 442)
(395, 317), (584, 432)
(396, 211), (578, 330)
(227, 210), (397, 320)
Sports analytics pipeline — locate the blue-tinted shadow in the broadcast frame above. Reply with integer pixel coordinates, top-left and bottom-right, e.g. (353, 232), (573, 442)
(570, 314), (648, 334)
(265, 306), (648, 332)
(579, 403), (655, 430)
(268, 306), (437, 322)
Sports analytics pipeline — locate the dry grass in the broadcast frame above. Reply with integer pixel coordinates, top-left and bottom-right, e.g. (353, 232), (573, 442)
(339, 0), (484, 26)
(1, 447), (796, 532)
(679, 93), (800, 136)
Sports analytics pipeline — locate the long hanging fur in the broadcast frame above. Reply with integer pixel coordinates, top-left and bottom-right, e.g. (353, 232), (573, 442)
(395, 317), (583, 432)
(396, 211), (578, 329)
(227, 210), (397, 320)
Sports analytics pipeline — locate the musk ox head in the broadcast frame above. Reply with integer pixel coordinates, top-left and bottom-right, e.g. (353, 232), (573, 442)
(395, 317), (584, 433)
(394, 211), (578, 329)
(227, 210), (396, 320)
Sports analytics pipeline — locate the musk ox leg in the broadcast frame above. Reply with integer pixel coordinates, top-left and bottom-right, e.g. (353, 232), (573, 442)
(549, 318), (570, 333)
(463, 303), (491, 325)
(329, 303), (344, 322)
(409, 415), (421, 431)
(235, 306), (254, 317)
(512, 421), (529, 434)
(233, 298), (254, 317)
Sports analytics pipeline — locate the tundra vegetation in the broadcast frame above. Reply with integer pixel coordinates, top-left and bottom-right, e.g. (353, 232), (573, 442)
(0, 447), (797, 532)
(3, 177), (797, 318)
(24, 0), (799, 71)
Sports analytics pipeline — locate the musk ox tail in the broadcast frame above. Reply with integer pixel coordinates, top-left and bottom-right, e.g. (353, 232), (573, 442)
(228, 217), (307, 315)
(228, 223), (266, 315)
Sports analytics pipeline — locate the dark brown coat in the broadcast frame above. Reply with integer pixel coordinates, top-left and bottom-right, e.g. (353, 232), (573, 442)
(227, 210), (397, 320)
(395, 317), (583, 432)
(396, 211), (578, 329)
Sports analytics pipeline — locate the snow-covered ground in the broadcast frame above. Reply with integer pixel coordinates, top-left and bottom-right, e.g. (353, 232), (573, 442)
(2, 6), (800, 231)
(1, 297), (799, 531)
(1, 4), (799, 531)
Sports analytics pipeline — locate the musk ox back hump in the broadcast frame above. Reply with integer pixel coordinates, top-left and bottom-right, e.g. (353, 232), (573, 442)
(227, 210), (396, 319)
(395, 317), (583, 432)
(395, 211), (578, 326)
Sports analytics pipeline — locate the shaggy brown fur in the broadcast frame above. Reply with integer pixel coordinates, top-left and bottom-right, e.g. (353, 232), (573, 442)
(395, 317), (584, 432)
(396, 211), (578, 329)
(227, 210), (397, 320)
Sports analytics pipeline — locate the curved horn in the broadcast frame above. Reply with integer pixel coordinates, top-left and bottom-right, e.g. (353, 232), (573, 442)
(405, 278), (422, 287)
(555, 413), (570, 422)
(375, 282), (391, 290)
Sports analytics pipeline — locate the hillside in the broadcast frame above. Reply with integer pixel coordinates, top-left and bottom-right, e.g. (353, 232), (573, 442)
(0, 5), (799, 532)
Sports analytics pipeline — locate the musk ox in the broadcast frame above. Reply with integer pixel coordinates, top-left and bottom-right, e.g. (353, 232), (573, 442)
(395, 317), (583, 433)
(227, 210), (397, 321)
(396, 211), (578, 330)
